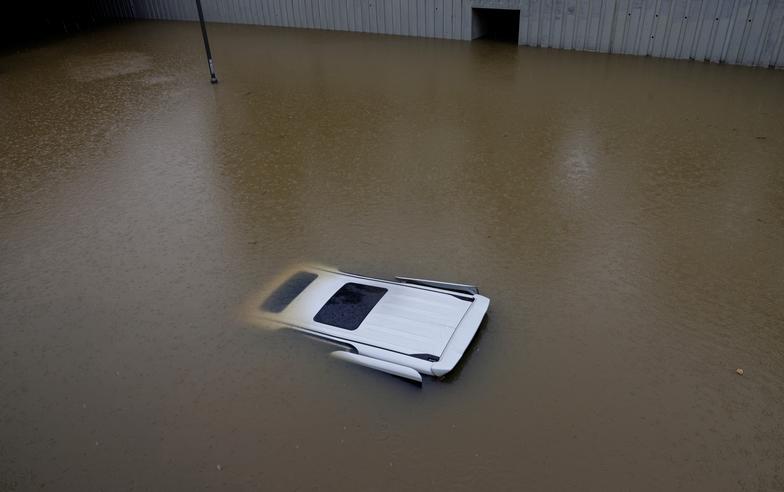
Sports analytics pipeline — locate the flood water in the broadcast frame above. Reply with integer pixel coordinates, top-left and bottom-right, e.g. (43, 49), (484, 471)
(1, 20), (783, 491)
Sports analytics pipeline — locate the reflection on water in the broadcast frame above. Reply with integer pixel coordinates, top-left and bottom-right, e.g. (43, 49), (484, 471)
(1, 20), (784, 491)
(65, 51), (152, 81)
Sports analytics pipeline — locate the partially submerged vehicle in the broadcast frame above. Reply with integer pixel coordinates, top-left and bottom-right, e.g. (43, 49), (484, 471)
(246, 265), (489, 382)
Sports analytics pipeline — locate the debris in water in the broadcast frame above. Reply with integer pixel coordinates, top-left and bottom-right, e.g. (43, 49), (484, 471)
(216, 464), (223, 471)
(736, 368), (744, 376)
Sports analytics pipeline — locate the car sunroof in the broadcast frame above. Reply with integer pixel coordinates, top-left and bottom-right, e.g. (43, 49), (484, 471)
(314, 282), (387, 330)
(261, 271), (318, 313)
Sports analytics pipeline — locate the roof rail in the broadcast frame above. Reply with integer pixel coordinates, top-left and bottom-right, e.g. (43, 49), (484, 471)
(394, 277), (479, 295)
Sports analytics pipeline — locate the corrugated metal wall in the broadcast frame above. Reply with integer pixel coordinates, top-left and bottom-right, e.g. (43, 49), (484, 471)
(115, 0), (784, 68)
(87, 0), (137, 20)
(519, 0), (784, 67)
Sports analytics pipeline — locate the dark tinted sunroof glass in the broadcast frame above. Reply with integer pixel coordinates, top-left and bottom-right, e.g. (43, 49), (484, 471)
(261, 272), (318, 313)
(314, 283), (387, 330)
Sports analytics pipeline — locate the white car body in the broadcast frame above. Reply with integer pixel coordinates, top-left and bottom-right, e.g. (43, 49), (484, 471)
(245, 265), (489, 382)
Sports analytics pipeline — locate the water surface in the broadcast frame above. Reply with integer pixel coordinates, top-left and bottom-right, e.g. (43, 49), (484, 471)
(1, 21), (783, 491)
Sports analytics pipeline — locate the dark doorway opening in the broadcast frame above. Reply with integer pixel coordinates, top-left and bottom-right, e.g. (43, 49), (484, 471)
(471, 8), (520, 43)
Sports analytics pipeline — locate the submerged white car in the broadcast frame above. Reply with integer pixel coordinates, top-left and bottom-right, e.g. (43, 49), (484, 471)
(246, 265), (489, 382)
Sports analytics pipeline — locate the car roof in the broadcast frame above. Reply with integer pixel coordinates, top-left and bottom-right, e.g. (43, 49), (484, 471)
(262, 267), (475, 358)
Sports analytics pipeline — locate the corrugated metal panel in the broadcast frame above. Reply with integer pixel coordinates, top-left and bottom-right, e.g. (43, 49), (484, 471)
(88, 0), (137, 19)
(126, 0), (784, 67)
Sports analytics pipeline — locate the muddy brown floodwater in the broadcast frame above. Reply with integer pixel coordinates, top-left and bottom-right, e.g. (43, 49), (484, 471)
(1, 20), (783, 491)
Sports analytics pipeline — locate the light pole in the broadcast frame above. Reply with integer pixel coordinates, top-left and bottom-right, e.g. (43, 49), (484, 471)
(195, 0), (218, 83)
